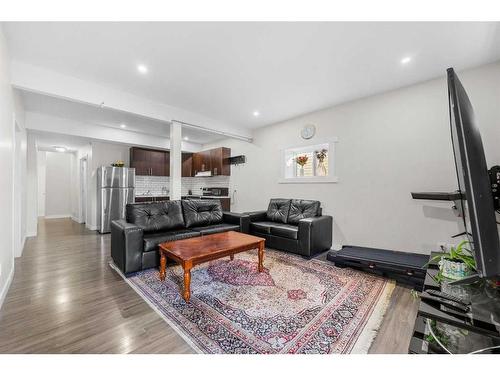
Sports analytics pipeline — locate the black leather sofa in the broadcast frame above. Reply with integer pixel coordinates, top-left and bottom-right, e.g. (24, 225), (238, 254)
(246, 199), (332, 258)
(111, 199), (250, 274)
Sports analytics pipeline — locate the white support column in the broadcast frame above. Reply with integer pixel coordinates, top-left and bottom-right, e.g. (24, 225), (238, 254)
(169, 121), (182, 200)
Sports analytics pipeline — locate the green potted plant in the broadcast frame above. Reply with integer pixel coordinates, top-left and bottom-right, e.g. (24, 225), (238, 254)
(430, 240), (476, 283)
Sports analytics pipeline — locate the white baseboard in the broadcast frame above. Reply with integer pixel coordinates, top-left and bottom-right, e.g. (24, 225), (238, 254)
(86, 224), (98, 231)
(26, 231), (37, 237)
(71, 216), (84, 224)
(0, 265), (14, 310)
(15, 235), (26, 258)
(44, 214), (71, 219)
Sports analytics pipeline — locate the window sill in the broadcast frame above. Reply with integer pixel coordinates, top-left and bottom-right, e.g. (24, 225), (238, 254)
(278, 176), (339, 184)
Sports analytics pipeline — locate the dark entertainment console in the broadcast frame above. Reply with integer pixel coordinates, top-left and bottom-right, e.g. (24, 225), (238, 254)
(409, 253), (500, 354)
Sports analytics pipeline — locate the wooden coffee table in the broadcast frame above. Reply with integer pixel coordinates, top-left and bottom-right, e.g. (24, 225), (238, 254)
(158, 231), (265, 302)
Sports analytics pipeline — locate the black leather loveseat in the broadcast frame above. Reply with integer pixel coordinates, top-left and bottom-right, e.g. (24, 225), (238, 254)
(111, 199), (249, 274)
(246, 199), (332, 258)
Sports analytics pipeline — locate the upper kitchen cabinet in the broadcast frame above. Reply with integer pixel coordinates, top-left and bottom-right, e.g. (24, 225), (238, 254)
(192, 147), (231, 176)
(182, 153), (193, 177)
(210, 147), (231, 176)
(130, 147), (169, 176)
(192, 149), (212, 176)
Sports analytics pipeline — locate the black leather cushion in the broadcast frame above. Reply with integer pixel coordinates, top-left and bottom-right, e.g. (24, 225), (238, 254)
(270, 224), (298, 240)
(190, 223), (240, 235)
(126, 201), (184, 233)
(143, 229), (200, 252)
(250, 221), (275, 235)
(182, 199), (223, 228)
(266, 199), (292, 223)
(287, 199), (321, 225)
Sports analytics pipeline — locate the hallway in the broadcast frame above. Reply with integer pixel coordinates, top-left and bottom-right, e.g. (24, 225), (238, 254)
(0, 218), (193, 353)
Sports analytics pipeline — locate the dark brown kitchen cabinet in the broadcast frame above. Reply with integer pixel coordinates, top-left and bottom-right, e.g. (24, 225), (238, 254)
(191, 147), (231, 176)
(192, 150), (212, 176)
(130, 147), (169, 176)
(182, 153), (193, 177)
(210, 147), (231, 176)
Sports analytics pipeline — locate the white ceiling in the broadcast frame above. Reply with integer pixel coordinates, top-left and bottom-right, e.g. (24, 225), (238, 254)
(32, 130), (91, 152)
(20, 90), (228, 144)
(6, 22), (500, 129)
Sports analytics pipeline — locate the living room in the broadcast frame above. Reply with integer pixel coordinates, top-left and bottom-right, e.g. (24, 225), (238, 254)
(1, 2), (500, 373)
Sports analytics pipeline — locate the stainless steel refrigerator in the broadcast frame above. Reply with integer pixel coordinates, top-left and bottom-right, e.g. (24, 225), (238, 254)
(97, 166), (135, 234)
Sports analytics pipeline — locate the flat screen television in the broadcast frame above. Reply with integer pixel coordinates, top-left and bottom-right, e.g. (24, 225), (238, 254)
(447, 68), (500, 281)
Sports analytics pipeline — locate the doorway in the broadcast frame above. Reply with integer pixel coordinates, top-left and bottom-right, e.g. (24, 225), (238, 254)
(80, 157), (88, 224)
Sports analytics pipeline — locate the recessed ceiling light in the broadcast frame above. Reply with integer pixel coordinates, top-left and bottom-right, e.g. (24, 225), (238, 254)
(54, 146), (67, 153)
(120, 123), (127, 128)
(400, 56), (412, 65)
(183, 136), (189, 141)
(253, 111), (260, 117)
(137, 64), (148, 74)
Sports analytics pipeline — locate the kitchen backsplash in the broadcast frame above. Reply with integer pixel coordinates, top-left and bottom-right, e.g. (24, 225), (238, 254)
(135, 175), (230, 196)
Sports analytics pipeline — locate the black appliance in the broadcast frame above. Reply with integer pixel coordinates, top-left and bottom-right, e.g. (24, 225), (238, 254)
(202, 187), (229, 197)
(447, 68), (500, 282)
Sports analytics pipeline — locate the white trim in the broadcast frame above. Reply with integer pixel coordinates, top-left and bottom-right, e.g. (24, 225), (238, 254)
(16, 235), (26, 258)
(26, 231), (37, 238)
(108, 262), (203, 353)
(86, 224), (98, 231)
(279, 176), (339, 184)
(0, 265), (14, 310)
(44, 214), (71, 219)
(71, 216), (83, 224)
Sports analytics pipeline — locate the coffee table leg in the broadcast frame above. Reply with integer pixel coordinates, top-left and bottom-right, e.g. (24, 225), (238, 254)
(183, 266), (192, 303)
(159, 251), (166, 281)
(258, 241), (264, 272)
(230, 254), (234, 261)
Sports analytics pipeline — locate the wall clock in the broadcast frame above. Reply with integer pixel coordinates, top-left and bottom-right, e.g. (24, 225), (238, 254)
(301, 124), (316, 139)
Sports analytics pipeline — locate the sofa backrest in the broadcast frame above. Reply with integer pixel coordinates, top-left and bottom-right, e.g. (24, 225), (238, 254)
(126, 200), (185, 233)
(287, 199), (321, 225)
(266, 198), (292, 223)
(182, 199), (223, 228)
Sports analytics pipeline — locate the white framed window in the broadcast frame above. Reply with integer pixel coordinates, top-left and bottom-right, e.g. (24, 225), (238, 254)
(280, 139), (338, 184)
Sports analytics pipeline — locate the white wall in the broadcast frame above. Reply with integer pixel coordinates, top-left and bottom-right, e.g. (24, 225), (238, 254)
(0, 26), (28, 300)
(26, 132), (38, 236)
(44, 151), (73, 218)
(204, 62), (500, 255)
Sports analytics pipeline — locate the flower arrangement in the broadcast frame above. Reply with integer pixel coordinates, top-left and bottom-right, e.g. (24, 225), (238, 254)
(315, 149), (328, 161)
(295, 155), (309, 167)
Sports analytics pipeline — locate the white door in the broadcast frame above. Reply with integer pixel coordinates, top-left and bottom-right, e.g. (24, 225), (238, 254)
(80, 157), (88, 224)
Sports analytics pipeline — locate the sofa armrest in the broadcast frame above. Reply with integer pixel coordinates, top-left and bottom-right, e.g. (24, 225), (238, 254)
(223, 212), (251, 233)
(111, 219), (144, 275)
(245, 210), (267, 222)
(298, 215), (333, 257)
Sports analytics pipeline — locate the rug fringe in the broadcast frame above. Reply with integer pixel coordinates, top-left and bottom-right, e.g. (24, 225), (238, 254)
(349, 280), (396, 354)
(109, 262), (205, 354)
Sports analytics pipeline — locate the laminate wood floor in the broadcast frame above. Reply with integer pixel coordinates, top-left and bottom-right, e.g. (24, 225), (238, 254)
(0, 218), (418, 354)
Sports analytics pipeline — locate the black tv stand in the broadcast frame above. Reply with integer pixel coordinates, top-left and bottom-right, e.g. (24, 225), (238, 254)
(409, 253), (500, 354)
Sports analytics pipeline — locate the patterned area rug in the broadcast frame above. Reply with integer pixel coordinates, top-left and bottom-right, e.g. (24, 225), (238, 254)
(111, 249), (394, 354)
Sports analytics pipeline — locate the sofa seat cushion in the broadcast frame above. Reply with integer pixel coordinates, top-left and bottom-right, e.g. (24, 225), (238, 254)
(190, 223), (240, 235)
(250, 221), (275, 235)
(126, 201), (185, 233)
(182, 199), (223, 228)
(270, 224), (299, 240)
(287, 199), (321, 225)
(143, 229), (200, 252)
(266, 198), (292, 223)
